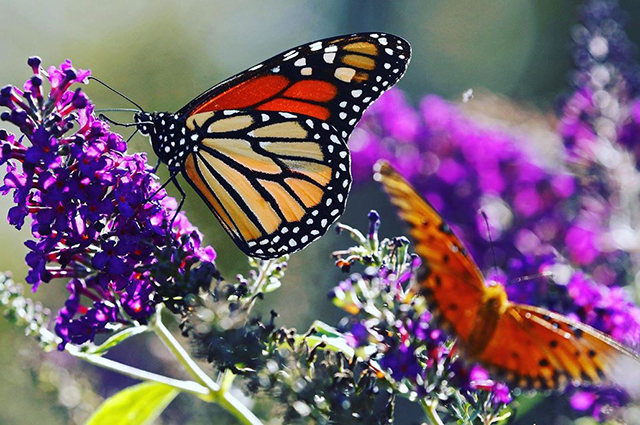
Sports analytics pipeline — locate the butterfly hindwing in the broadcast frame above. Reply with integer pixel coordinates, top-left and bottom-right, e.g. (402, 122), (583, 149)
(178, 33), (411, 140)
(183, 110), (351, 258)
(499, 304), (640, 389)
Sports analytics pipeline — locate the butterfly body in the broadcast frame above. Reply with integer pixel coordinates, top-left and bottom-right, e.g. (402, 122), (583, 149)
(135, 33), (411, 258)
(136, 112), (195, 169)
(375, 160), (640, 392)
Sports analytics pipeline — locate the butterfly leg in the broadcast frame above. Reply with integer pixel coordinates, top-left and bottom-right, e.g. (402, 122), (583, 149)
(168, 176), (186, 230)
(151, 158), (162, 174)
(146, 169), (181, 204)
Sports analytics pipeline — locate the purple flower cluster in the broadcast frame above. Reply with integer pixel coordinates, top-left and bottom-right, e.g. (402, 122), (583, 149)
(0, 59), (216, 348)
(331, 212), (513, 419)
(570, 387), (630, 421)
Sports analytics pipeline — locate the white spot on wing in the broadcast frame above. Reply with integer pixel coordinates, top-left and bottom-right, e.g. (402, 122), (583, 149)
(323, 52), (336, 64)
(334, 67), (356, 83)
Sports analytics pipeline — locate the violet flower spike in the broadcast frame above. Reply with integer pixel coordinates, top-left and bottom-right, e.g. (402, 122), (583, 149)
(0, 58), (217, 349)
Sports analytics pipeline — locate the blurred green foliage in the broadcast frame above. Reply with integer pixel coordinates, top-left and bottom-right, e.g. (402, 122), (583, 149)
(2, 1), (640, 423)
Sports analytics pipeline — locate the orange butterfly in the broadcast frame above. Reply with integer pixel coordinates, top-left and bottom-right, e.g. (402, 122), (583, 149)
(374, 160), (640, 392)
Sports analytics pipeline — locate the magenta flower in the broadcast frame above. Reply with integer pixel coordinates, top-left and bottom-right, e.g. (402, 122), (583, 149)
(0, 58), (217, 348)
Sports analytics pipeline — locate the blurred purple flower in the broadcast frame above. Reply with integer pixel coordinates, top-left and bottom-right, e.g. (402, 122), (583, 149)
(570, 387), (630, 421)
(0, 58), (217, 348)
(379, 342), (421, 382)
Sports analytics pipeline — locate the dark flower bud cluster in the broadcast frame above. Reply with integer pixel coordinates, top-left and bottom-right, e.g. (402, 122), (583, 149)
(257, 341), (395, 424)
(184, 257), (395, 423)
(0, 59), (217, 349)
(183, 258), (289, 374)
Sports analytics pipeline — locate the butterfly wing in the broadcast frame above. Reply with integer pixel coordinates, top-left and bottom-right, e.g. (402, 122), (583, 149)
(375, 160), (640, 391)
(475, 303), (640, 390)
(374, 160), (487, 343)
(178, 33), (411, 140)
(183, 110), (350, 258)
(177, 34), (410, 258)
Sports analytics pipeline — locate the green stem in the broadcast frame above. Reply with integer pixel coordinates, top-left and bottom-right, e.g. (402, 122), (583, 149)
(220, 369), (236, 393)
(421, 399), (445, 425)
(70, 349), (210, 398)
(219, 390), (262, 425)
(152, 308), (219, 393)
(36, 328), (211, 399)
(247, 259), (276, 312)
(152, 308), (263, 425)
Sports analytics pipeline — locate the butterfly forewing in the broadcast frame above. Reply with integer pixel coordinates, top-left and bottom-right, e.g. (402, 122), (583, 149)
(374, 160), (487, 342)
(183, 110), (351, 258)
(178, 33), (411, 140)
(504, 304), (640, 389)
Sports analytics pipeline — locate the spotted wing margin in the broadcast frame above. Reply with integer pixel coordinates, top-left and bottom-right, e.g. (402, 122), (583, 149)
(475, 303), (640, 391)
(183, 110), (351, 259)
(373, 160), (487, 343)
(177, 33), (411, 140)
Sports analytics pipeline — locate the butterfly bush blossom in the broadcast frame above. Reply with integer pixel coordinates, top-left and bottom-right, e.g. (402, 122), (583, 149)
(0, 58), (217, 348)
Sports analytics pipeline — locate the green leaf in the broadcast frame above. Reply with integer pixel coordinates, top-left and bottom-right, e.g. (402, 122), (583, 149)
(87, 382), (179, 425)
(310, 320), (344, 338)
(85, 326), (149, 355)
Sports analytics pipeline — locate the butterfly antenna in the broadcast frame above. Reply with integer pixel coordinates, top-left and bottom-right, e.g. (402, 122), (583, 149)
(95, 108), (141, 113)
(89, 76), (145, 112)
(98, 113), (143, 128)
(481, 210), (498, 270)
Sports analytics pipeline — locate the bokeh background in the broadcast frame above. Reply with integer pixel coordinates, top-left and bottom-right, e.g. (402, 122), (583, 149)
(1, 1), (640, 424)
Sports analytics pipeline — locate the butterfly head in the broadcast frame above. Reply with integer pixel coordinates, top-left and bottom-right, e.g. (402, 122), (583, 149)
(133, 111), (155, 136)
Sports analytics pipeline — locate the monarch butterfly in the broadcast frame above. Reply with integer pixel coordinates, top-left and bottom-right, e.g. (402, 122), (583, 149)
(133, 33), (411, 259)
(374, 160), (640, 392)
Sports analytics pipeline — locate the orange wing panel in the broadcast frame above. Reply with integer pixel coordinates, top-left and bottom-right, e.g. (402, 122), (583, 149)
(283, 80), (338, 102)
(256, 98), (330, 120)
(193, 75), (290, 114)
